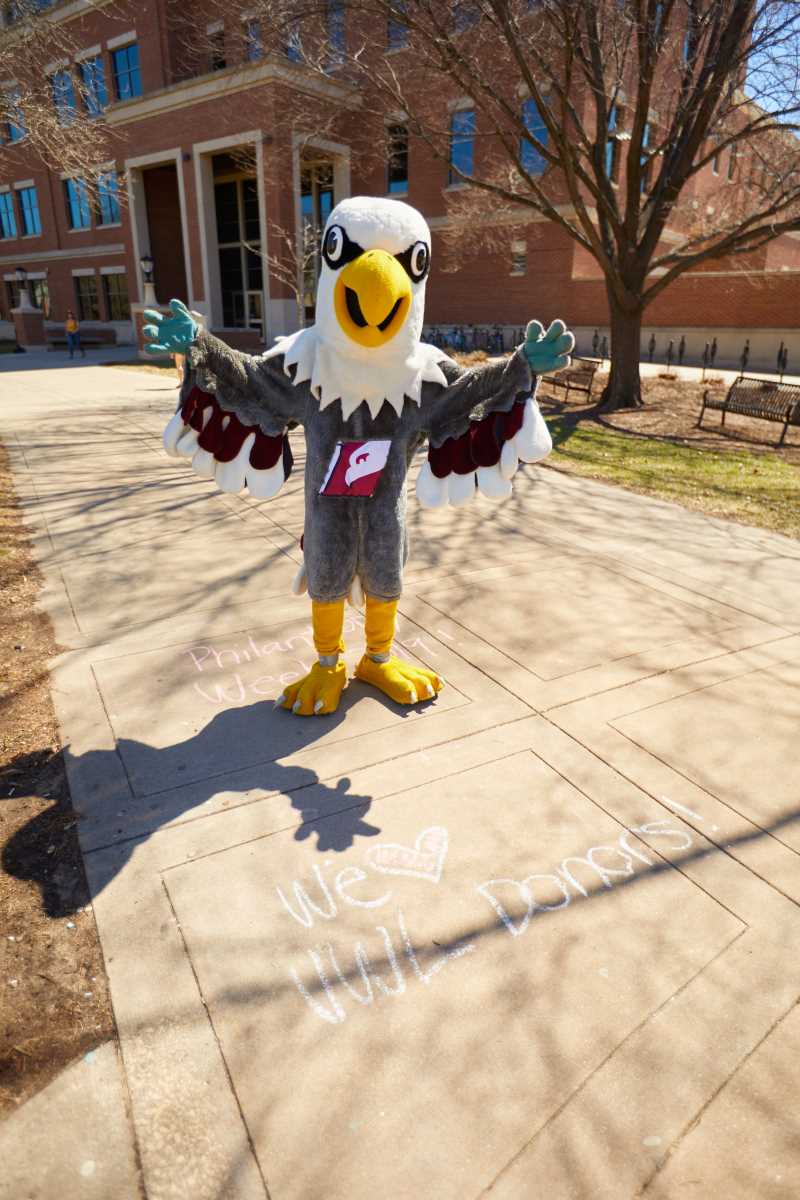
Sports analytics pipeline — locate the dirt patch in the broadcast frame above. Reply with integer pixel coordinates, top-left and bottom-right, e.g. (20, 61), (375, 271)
(0, 441), (116, 1117)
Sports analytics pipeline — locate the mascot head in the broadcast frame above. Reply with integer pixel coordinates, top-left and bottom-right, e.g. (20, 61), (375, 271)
(315, 196), (431, 364)
(268, 196), (448, 419)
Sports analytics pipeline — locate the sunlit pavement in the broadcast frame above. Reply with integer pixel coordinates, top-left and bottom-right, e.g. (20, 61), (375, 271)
(2, 358), (799, 1200)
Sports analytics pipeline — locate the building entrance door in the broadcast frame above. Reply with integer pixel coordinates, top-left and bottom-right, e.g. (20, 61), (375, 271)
(142, 164), (188, 304)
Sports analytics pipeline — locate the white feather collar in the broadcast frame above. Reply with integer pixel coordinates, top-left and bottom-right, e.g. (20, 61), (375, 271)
(262, 325), (454, 421)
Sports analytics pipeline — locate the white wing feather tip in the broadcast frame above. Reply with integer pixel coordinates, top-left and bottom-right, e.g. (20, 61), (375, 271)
(415, 460), (449, 509)
(516, 398), (552, 463)
(477, 464), (513, 501)
(448, 471), (477, 507)
(246, 460), (286, 500)
(163, 411), (187, 456)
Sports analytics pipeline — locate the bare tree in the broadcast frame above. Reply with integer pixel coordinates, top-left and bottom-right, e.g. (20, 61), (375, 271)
(234, 0), (800, 408)
(0, 1), (118, 194)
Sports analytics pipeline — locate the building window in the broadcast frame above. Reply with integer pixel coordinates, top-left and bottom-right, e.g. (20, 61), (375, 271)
(51, 68), (77, 124)
(286, 26), (303, 62)
(97, 171), (120, 225)
(30, 278), (50, 316)
(640, 121), (651, 193)
(327, 0), (345, 62)
(245, 18), (263, 61)
(682, 16), (698, 63)
(103, 273), (130, 320)
(387, 0), (408, 49)
(75, 274), (99, 320)
(727, 142), (738, 181)
(653, 1), (664, 38)
(449, 108), (475, 183)
(18, 186), (41, 235)
(214, 164), (263, 332)
(6, 282), (21, 311)
(711, 135), (721, 175)
(111, 43), (142, 101)
(328, 1), (345, 50)
(510, 240), (527, 276)
(387, 124), (408, 193)
(64, 177), (91, 230)
(4, 88), (26, 142)
(520, 97), (548, 176)
(0, 191), (17, 238)
(453, 2), (479, 32)
(300, 160), (334, 322)
(79, 55), (107, 116)
(605, 103), (621, 182)
(208, 26), (226, 71)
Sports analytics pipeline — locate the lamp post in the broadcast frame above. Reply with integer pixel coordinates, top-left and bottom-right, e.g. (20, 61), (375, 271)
(139, 252), (157, 305)
(15, 264), (33, 311)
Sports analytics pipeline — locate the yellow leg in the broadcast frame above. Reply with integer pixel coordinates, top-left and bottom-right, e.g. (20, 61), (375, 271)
(355, 595), (444, 706)
(277, 599), (347, 716)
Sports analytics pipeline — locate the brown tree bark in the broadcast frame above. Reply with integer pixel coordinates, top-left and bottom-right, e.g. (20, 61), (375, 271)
(600, 291), (644, 410)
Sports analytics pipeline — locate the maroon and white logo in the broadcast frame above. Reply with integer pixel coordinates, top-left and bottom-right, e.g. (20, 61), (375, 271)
(319, 439), (392, 497)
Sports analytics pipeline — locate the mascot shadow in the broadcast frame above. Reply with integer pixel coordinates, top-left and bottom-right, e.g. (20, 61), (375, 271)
(2, 689), (419, 918)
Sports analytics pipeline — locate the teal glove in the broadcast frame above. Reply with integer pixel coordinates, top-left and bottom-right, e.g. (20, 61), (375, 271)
(521, 319), (574, 375)
(143, 298), (198, 355)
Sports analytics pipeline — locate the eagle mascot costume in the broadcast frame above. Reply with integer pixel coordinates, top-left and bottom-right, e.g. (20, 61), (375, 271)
(144, 196), (574, 716)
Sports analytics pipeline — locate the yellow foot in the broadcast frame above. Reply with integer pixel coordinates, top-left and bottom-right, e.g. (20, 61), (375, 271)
(277, 661), (347, 716)
(355, 655), (444, 706)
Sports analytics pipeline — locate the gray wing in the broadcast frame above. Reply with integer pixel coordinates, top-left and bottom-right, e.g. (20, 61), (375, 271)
(416, 350), (552, 507)
(163, 331), (307, 498)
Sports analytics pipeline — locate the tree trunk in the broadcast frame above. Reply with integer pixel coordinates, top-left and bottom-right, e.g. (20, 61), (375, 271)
(600, 293), (644, 410)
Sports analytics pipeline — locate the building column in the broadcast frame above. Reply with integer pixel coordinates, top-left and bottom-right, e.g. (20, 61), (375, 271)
(12, 304), (47, 350)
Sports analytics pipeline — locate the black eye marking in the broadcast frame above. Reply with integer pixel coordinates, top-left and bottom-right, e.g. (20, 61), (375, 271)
(322, 224), (364, 270)
(395, 240), (430, 282)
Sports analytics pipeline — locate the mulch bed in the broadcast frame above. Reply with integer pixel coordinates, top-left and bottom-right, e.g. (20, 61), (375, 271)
(0, 441), (116, 1117)
(539, 372), (800, 464)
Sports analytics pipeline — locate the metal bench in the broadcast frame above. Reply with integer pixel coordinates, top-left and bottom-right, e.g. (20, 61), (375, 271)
(699, 376), (800, 445)
(542, 356), (598, 402)
(46, 335), (114, 350)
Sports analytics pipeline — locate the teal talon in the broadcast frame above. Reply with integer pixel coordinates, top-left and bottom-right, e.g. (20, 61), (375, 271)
(141, 298), (199, 355)
(521, 318), (575, 376)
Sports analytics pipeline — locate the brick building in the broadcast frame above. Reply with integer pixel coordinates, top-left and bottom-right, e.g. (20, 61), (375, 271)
(1, 0), (798, 369)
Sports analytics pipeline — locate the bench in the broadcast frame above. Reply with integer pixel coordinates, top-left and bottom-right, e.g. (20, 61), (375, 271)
(542, 356), (598, 402)
(699, 376), (800, 445)
(46, 336), (115, 350)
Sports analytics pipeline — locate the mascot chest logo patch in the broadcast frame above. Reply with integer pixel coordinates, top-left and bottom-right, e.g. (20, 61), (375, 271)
(320, 439), (392, 497)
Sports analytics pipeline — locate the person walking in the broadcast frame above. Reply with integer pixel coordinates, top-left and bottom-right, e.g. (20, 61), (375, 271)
(65, 310), (85, 359)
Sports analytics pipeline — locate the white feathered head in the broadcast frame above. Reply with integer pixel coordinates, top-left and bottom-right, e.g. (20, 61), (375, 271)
(267, 196), (449, 419)
(317, 195), (431, 358)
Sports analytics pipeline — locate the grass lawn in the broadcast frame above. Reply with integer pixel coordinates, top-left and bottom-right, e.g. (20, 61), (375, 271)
(546, 414), (800, 539)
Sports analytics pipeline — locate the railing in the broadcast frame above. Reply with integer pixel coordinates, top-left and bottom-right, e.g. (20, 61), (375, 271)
(427, 325), (793, 380)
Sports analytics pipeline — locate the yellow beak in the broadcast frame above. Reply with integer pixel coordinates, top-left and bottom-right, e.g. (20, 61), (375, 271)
(333, 249), (412, 348)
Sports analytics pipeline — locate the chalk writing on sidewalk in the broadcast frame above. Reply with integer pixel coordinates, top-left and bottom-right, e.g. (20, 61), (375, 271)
(276, 829), (448, 930)
(476, 820), (692, 938)
(289, 911), (474, 1025)
(286, 819), (694, 1027)
(367, 826), (448, 882)
(182, 618), (364, 705)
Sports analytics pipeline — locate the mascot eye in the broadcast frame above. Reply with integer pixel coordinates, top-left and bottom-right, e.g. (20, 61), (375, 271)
(400, 241), (431, 283)
(323, 225), (345, 266)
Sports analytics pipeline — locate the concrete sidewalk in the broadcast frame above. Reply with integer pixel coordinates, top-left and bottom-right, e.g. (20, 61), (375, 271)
(1, 358), (799, 1200)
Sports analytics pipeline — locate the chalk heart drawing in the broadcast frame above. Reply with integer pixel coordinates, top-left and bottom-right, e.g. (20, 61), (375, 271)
(366, 826), (449, 884)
